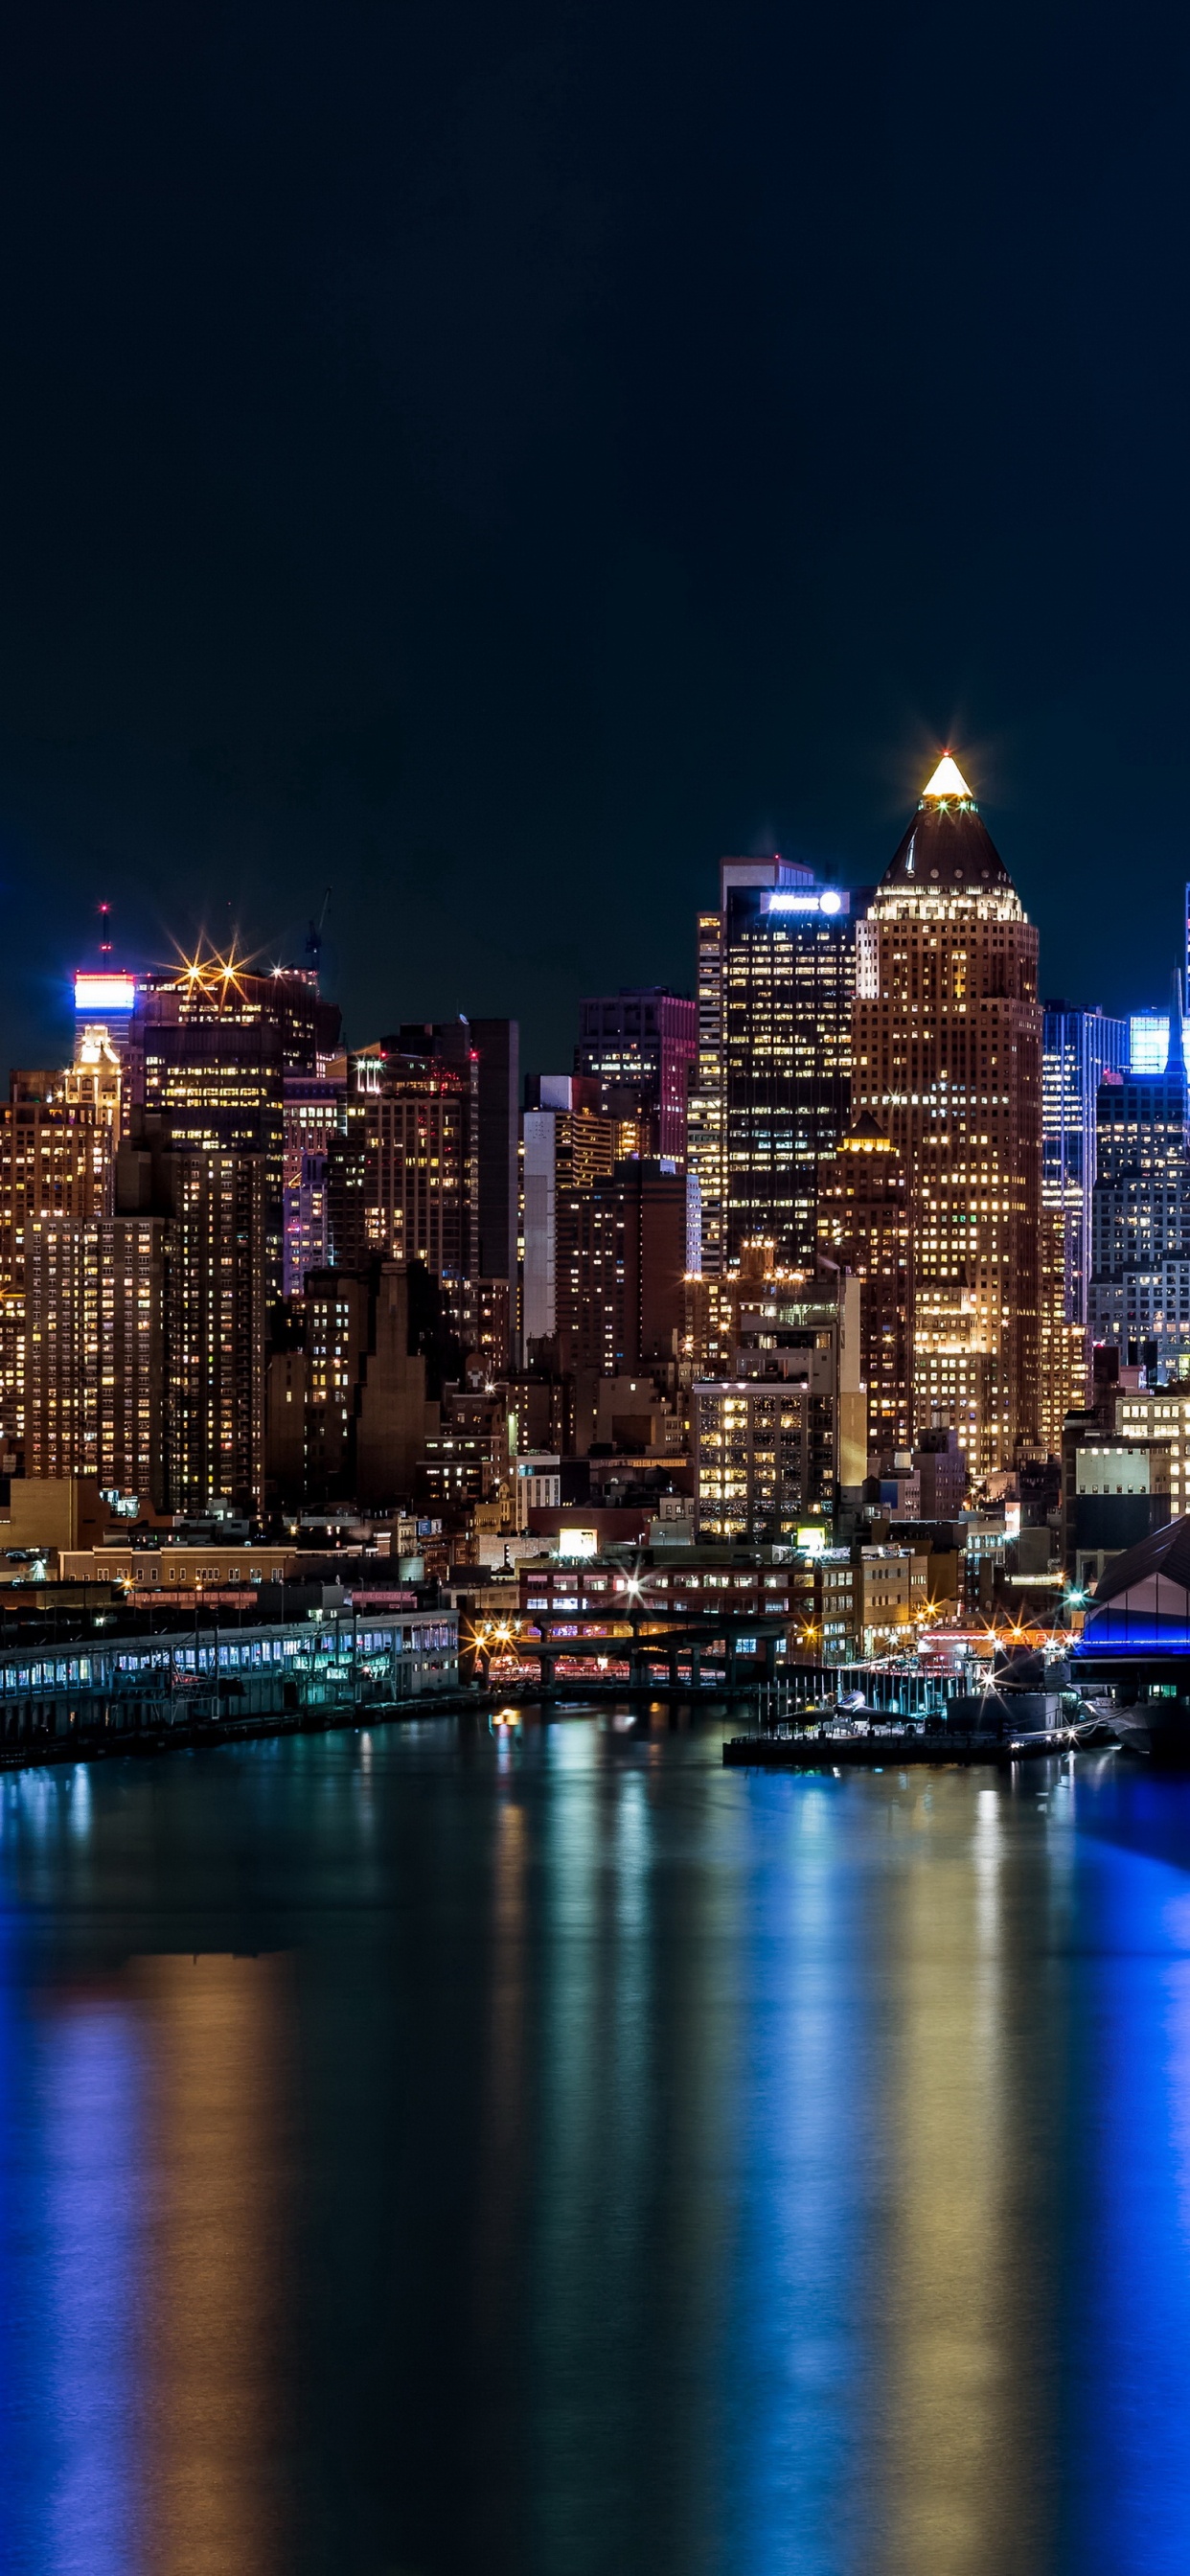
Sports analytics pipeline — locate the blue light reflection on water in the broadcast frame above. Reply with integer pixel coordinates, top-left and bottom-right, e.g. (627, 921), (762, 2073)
(721, 1777), (872, 2576)
(0, 1772), (144, 2576)
(38, 2004), (143, 2576)
(1058, 1774), (1190, 2574)
(1, 1731), (1190, 2569)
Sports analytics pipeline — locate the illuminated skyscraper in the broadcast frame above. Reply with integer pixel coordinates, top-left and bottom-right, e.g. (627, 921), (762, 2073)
(688, 908), (725, 1273)
(571, 1159), (690, 1375)
(167, 1150), (267, 1515)
(0, 1064), (120, 1453)
(24, 1213), (169, 1500)
(1041, 1003), (1128, 1332)
(692, 859), (863, 1275)
(850, 756), (1042, 1472)
(574, 989), (697, 1163)
(135, 954), (334, 1304)
(327, 1037), (477, 1283)
(521, 1077), (616, 1362)
(283, 1069), (346, 1299)
(815, 1113), (912, 1451)
(1088, 1021), (1190, 1377)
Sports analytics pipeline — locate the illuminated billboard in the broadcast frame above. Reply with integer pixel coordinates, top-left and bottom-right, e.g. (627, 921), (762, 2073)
(766, 889), (846, 916)
(74, 973), (137, 1014)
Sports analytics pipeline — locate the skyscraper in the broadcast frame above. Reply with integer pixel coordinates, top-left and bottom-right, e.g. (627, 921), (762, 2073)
(572, 1159), (689, 1376)
(697, 858), (862, 1274)
(327, 1038), (477, 1284)
(167, 1150), (267, 1516)
(574, 989), (697, 1163)
(815, 1113), (913, 1452)
(1042, 1002), (1129, 1332)
(850, 755), (1042, 1472)
(283, 1068), (346, 1299)
(521, 1077), (616, 1362)
(135, 954), (333, 1305)
(1088, 1022), (1190, 1377)
(688, 908), (725, 1274)
(24, 1213), (169, 1502)
(468, 1017), (520, 1289)
(0, 1062), (120, 1456)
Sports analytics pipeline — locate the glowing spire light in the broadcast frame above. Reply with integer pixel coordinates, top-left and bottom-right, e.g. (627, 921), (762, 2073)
(922, 752), (973, 800)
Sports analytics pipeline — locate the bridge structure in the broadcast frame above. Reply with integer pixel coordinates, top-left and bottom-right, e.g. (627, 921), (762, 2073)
(0, 1606), (459, 1756)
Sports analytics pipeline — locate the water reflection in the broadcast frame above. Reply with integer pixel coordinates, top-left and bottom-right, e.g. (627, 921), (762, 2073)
(1, 1726), (1190, 2570)
(0, 1936), (289, 2576)
(135, 1954), (290, 2576)
(874, 1778), (1044, 2575)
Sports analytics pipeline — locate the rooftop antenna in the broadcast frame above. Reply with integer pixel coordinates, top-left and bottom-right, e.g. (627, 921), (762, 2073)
(305, 888), (331, 982)
(98, 902), (113, 960)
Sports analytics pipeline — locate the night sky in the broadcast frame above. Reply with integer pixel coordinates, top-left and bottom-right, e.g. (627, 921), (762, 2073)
(2, 0), (1189, 1074)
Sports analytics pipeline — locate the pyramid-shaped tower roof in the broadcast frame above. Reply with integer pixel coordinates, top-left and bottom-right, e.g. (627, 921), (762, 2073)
(876, 755), (1019, 907)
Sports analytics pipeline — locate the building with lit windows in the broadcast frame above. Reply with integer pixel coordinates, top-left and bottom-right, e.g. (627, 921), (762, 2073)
(168, 1151), (267, 1517)
(521, 1077), (617, 1362)
(0, 1063), (121, 1451)
(1041, 1002), (1128, 1335)
(264, 1263), (436, 1511)
(24, 1214), (168, 1502)
(283, 1070), (346, 1298)
(1088, 1022), (1190, 1377)
(717, 860), (861, 1271)
(572, 1159), (690, 1376)
(693, 1271), (864, 1538)
(850, 755), (1042, 1472)
(815, 1112), (912, 1450)
(1117, 1385), (1190, 1522)
(134, 951), (335, 1306)
(818, 1546), (929, 1663)
(688, 908), (726, 1273)
(574, 989), (697, 1164)
(328, 1041), (475, 1278)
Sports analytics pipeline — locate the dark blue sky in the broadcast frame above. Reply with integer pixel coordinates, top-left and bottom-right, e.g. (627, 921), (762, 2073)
(1, 0), (1188, 1073)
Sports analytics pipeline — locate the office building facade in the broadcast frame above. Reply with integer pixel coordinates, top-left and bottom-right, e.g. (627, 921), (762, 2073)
(1042, 1002), (1128, 1334)
(1088, 1029), (1190, 1378)
(574, 989), (697, 1164)
(850, 756), (1042, 1472)
(719, 861), (860, 1272)
(815, 1112), (913, 1451)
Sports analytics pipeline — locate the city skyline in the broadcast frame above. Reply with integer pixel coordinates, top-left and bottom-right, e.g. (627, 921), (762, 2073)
(31, 745), (1190, 1091)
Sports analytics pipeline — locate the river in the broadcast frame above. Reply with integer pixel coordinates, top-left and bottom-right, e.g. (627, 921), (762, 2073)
(1, 1703), (1189, 2574)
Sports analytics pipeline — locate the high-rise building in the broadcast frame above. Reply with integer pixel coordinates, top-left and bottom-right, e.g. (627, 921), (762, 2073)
(815, 1112), (913, 1451)
(698, 858), (863, 1273)
(573, 1159), (689, 1376)
(1042, 1002), (1129, 1335)
(135, 954), (333, 1304)
(24, 1213), (169, 1502)
(521, 1077), (616, 1362)
(574, 989), (697, 1163)
(1038, 1203), (1089, 1458)
(327, 1039), (477, 1287)
(469, 1018), (520, 1289)
(850, 754), (1042, 1472)
(0, 1063), (120, 1452)
(167, 1150), (267, 1517)
(283, 1068), (346, 1299)
(688, 908), (725, 1273)
(1088, 1026), (1190, 1377)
